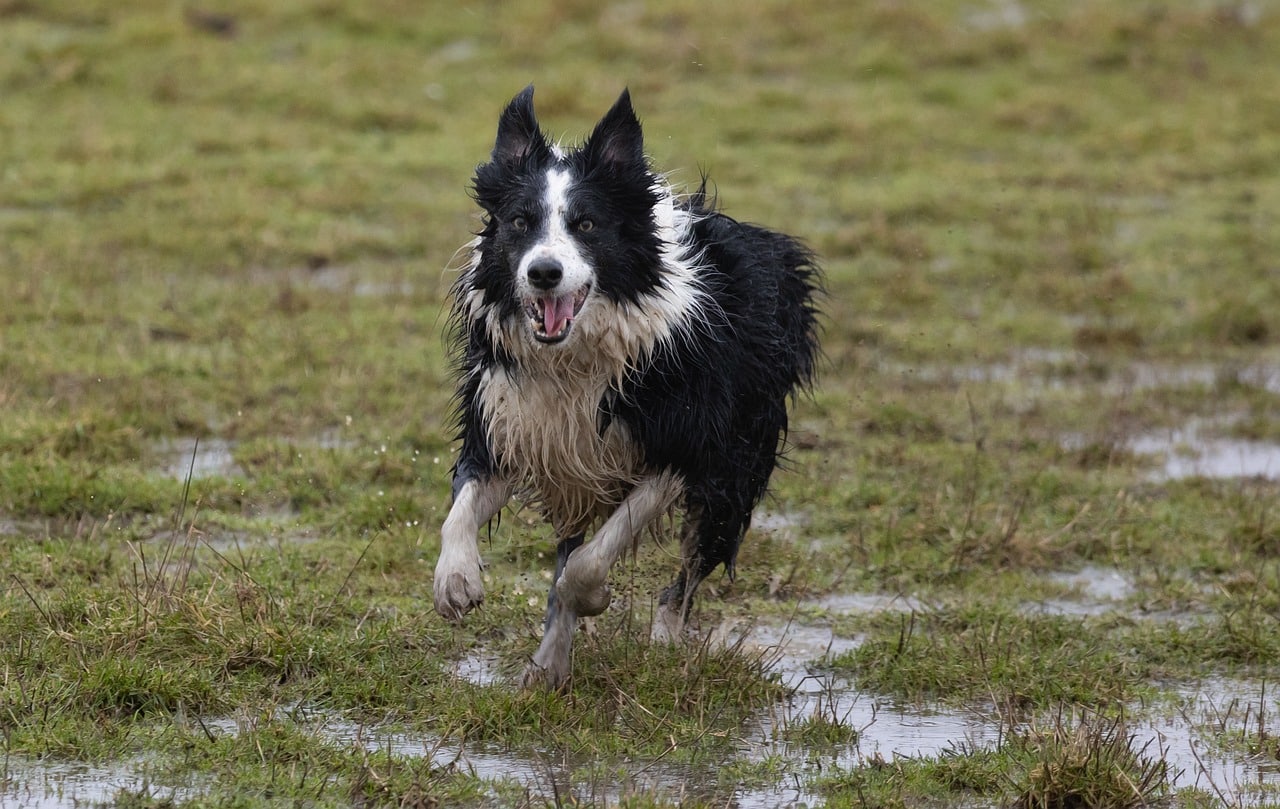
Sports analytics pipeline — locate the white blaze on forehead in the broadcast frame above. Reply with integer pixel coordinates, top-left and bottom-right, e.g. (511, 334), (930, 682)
(515, 168), (593, 296)
(545, 168), (572, 222)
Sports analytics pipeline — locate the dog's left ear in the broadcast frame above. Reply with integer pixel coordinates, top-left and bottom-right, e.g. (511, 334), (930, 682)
(585, 89), (645, 168)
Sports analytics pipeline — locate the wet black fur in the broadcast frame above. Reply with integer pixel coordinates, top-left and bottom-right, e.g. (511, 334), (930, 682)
(449, 86), (822, 619)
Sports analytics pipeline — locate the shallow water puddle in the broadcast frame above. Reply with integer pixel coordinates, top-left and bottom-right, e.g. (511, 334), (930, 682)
(448, 646), (504, 686)
(443, 615), (1278, 802)
(725, 619), (1279, 801)
(441, 622), (1000, 805)
(154, 431), (358, 482)
(1137, 678), (1280, 800)
(739, 621), (999, 757)
(752, 508), (811, 535)
(963, 0), (1029, 32)
(1, 757), (203, 808)
(900, 354), (1224, 391)
(904, 356), (1280, 403)
(158, 437), (242, 480)
(1132, 422), (1280, 481)
(299, 265), (414, 298)
(223, 708), (763, 807)
(807, 591), (927, 615)
(1025, 564), (1135, 617)
(906, 355), (1280, 482)
(1046, 564), (1133, 601)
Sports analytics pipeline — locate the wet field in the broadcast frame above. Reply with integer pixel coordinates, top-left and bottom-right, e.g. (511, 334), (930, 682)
(4, 1), (1280, 806)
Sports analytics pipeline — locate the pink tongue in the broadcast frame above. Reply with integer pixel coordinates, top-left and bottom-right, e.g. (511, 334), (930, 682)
(543, 295), (575, 335)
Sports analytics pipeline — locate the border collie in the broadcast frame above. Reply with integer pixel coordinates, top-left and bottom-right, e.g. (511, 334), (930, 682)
(434, 86), (821, 690)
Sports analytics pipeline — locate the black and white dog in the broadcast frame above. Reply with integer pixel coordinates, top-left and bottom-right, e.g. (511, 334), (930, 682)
(434, 86), (821, 690)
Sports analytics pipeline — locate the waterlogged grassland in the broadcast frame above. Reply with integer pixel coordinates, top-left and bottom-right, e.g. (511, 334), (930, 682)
(3, 1), (1280, 806)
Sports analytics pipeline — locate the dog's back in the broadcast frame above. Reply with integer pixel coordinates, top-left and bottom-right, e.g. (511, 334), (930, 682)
(609, 192), (821, 586)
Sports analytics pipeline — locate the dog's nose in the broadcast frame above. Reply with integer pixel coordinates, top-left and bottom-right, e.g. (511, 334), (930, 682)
(526, 260), (563, 291)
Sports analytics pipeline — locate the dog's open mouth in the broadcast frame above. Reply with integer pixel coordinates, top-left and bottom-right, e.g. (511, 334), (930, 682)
(526, 284), (590, 344)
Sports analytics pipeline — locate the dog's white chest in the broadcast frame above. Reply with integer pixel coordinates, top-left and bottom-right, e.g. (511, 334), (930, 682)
(476, 366), (642, 532)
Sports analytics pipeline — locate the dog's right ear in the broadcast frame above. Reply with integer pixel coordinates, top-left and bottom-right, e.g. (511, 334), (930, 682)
(493, 85), (551, 165)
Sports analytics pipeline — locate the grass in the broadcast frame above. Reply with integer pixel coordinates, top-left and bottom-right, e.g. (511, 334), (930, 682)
(4, 0), (1280, 806)
(814, 710), (1177, 808)
(827, 603), (1280, 710)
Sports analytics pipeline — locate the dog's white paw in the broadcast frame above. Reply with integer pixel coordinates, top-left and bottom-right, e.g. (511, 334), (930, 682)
(433, 553), (484, 622)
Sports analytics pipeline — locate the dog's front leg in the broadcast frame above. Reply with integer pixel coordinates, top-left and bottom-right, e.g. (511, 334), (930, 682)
(434, 476), (510, 622)
(556, 472), (684, 617)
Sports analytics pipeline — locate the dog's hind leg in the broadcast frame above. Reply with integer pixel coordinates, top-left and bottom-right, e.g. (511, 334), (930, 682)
(652, 513), (706, 643)
(521, 533), (584, 691)
(654, 439), (777, 642)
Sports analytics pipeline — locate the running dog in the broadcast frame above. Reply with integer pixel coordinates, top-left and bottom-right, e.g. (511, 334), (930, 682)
(434, 86), (821, 690)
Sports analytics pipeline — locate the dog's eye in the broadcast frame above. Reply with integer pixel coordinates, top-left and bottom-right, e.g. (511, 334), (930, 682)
(511, 216), (528, 233)
(576, 218), (594, 233)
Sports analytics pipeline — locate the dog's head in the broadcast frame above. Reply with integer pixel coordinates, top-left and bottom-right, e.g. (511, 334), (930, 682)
(469, 86), (668, 350)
